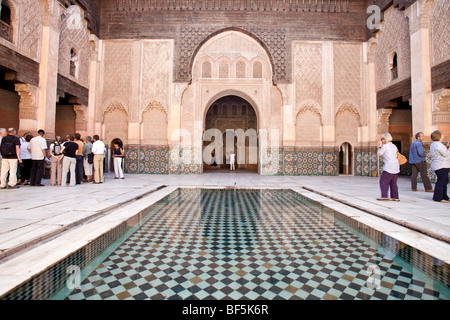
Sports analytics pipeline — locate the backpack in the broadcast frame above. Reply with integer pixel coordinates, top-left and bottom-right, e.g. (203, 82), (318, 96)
(53, 142), (62, 156)
(0, 140), (16, 158)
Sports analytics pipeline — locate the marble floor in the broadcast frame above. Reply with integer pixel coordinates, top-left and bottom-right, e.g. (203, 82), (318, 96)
(0, 170), (449, 298)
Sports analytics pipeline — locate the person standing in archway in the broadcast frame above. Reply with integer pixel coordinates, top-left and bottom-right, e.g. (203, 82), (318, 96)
(211, 148), (217, 169)
(112, 142), (124, 179)
(229, 151), (235, 171)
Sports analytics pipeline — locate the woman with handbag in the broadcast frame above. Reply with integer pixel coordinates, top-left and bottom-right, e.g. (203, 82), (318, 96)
(377, 133), (400, 201)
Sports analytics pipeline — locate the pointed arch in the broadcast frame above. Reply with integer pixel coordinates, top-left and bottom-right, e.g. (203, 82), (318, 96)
(295, 102), (322, 146)
(103, 101), (128, 145)
(141, 100), (168, 145)
(189, 27), (275, 82)
(335, 103), (361, 146)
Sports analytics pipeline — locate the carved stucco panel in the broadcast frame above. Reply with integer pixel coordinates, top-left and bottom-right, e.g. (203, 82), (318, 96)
(293, 43), (323, 109)
(17, 0), (43, 61)
(141, 41), (172, 115)
(375, 6), (411, 91)
(430, 0), (450, 66)
(334, 43), (362, 116)
(101, 41), (133, 119)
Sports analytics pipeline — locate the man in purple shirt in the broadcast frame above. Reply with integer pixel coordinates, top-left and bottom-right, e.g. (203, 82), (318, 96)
(409, 132), (433, 192)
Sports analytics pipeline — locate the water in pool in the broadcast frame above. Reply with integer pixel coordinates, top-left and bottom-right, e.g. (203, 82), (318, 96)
(59, 188), (450, 300)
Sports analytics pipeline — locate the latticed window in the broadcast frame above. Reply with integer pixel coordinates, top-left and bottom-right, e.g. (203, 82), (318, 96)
(253, 61), (262, 78)
(236, 61), (246, 78)
(219, 61), (229, 78)
(0, 1), (12, 43)
(202, 61), (211, 78)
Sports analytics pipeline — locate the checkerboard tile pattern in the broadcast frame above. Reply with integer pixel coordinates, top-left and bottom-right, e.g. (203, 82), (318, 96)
(66, 189), (449, 300)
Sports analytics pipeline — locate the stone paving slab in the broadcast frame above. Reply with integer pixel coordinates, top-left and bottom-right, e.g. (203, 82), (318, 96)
(0, 176), (165, 260)
(0, 171), (448, 262)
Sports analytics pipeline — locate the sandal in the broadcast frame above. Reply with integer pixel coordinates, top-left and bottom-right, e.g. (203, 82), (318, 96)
(376, 198), (390, 201)
(389, 198), (400, 202)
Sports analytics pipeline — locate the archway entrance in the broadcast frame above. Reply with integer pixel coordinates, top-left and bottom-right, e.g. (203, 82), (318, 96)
(339, 142), (353, 175)
(204, 95), (258, 171)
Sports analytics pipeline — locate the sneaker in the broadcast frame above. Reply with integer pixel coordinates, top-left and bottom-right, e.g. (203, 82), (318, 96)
(411, 189), (417, 191)
(425, 189), (434, 193)
(114, 177), (119, 179)
(120, 177), (124, 179)
(0, 186), (6, 189)
(8, 185), (19, 189)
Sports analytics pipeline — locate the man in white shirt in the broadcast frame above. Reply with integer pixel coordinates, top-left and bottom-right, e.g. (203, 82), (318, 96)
(91, 134), (106, 184)
(28, 129), (48, 186)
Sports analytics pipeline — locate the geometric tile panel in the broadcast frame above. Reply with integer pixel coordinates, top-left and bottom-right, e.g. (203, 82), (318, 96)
(124, 145), (169, 174)
(123, 144), (444, 182)
(283, 150), (323, 175)
(64, 189), (449, 300)
(354, 148), (378, 176)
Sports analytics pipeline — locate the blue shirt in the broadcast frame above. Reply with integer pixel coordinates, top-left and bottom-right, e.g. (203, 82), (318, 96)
(409, 139), (426, 164)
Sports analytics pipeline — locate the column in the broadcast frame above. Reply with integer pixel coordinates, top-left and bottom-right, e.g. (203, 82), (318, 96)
(366, 40), (379, 144)
(405, 0), (434, 141)
(15, 83), (39, 135)
(322, 41), (335, 147)
(73, 104), (87, 137)
(377, 108), (393, 135)
(37, 3), (63, 140)
(87, 34), (100, 136)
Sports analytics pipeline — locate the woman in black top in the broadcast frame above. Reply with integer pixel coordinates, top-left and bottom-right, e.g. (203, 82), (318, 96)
(112, 142), (124, 179)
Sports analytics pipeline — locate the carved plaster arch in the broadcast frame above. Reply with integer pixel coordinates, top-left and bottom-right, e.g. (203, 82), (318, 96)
(103, 101), (128, 123)
(140, 100), (167, 124)
(203, 90), (260, 129)
(335, 103), (361, 146)
(335, 102), (361, 125)
(189, 27), (274, 83)
(295, 100), (322, 125)
(102, 98), (128, 122)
